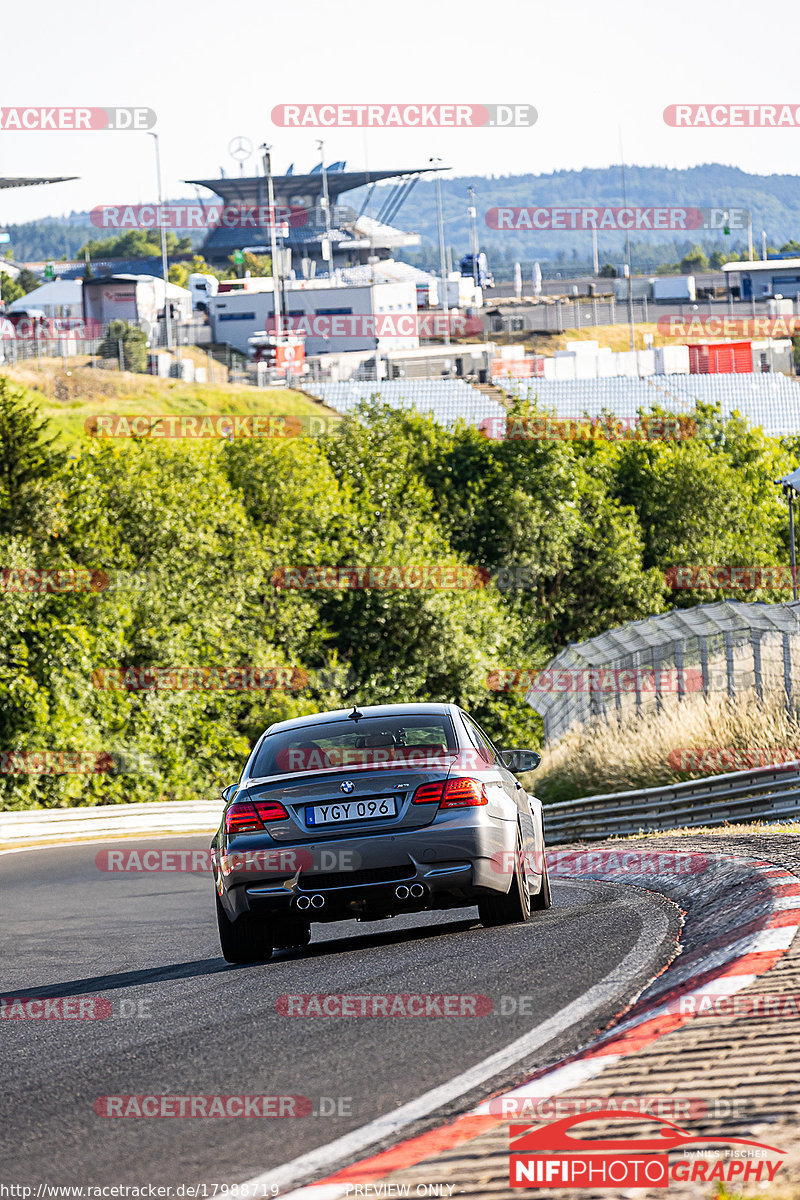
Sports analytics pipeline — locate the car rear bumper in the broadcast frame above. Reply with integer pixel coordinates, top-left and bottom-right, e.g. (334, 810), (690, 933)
(214, 809), (516, 920)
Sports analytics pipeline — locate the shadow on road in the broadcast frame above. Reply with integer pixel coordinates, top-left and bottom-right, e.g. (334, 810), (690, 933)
(8, 915), (485, 998)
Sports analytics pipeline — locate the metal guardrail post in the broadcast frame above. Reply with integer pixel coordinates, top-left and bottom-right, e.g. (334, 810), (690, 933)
(753, 630), (764, 701)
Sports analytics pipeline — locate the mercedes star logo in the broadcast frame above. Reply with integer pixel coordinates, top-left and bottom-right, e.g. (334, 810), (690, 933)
(228, 136), (253, 161)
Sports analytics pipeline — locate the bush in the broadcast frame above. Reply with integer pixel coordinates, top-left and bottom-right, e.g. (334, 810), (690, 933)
(98, 320), (148, 373)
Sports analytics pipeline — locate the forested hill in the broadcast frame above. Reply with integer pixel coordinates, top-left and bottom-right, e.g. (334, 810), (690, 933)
(4, 163), (798, 267)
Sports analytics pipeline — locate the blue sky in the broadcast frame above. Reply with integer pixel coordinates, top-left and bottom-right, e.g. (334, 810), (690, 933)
(1, 0), (798, 223)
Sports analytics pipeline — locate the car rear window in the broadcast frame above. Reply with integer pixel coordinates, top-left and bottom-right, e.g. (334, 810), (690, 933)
(250, 713), (457, 778)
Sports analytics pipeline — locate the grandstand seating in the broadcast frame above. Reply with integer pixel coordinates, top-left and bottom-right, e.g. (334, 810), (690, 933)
(307, 373), (800, 438)
(494, 373), (800, 438)
(307, 379), (507, 429)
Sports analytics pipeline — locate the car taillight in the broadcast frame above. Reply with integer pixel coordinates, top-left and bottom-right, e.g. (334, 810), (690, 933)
(253, 799), (289, 823)
(225, 799), (288, 833)
(411, 778), (488, 808)
(440, 778), (488, 808)
(225, 801), (263, 833)
(412, 780), (445, 804)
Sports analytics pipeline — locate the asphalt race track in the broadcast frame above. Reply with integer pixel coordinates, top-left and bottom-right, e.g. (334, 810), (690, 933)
(0, 837), (681, 1189)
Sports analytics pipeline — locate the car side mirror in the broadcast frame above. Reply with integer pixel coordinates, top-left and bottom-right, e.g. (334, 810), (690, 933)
(501, 749), (541, 773)
(220, 783), (238, 803)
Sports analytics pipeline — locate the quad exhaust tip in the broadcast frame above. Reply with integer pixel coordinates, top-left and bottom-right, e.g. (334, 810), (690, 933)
(310, 894), (325, 908)
(395, 883), (426, 900)
(296, 895), (311, 910)
(296, 893), (325, 910)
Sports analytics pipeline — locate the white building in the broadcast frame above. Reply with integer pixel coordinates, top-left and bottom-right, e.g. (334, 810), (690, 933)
(210, 278), (420, 356)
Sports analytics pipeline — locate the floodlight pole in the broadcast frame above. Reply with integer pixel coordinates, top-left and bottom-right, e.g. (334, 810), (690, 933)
(316, 140), (334, 279)
(430, 157), (450, 346)
(468, 186), (479, 289)
(261, 144), (282, 340)
(149, 132), (172, 350)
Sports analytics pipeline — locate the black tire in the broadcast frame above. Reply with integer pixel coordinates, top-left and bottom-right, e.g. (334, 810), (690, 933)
(530, 849), (552, 911)
(478, 826), (531, 927)
(216, 893), (273, 964)
(272, 921), (312, 951)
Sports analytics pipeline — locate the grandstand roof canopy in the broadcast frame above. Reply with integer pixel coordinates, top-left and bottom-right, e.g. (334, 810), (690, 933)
(185, 167), (442, 205)
(0, 176), (77, 189)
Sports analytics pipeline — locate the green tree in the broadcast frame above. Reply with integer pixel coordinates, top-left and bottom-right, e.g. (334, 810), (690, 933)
(169, 255), (218, 288)
(0, 378), (67, 538)
(228, 251), (272, 278)
(607, 405), (793, 605)
(679, 245), (708, 273)
(0, 272), (24, 304)
(79, 230), (192, 260)
(98, 320), (148, 373)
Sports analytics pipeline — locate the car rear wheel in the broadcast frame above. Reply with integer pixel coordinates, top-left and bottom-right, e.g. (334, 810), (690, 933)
(216, 893), (273, 964)
(530, 849), (552, 911)
(478, 826), (531, 927)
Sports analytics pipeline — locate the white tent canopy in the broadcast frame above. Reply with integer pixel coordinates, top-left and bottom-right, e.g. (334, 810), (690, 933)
(8, 278), (82, 317)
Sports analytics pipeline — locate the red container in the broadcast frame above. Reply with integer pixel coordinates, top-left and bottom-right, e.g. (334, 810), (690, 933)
(687, 340), (752, 374)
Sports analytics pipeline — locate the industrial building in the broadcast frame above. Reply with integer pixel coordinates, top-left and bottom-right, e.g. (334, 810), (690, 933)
(723, 258), (800, 300)
(210, 277), (419, 356)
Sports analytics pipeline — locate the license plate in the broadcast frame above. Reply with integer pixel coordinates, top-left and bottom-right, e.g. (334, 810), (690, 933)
(306, 796), (397, 826)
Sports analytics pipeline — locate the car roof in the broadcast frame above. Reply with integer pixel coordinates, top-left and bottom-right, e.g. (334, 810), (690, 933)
(263, 702), (457, 737)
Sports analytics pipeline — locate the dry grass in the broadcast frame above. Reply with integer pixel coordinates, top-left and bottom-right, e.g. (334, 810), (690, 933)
(0, 362), (333, 448)
(522, 322), (672, 356)
(535, 690), (800, 804)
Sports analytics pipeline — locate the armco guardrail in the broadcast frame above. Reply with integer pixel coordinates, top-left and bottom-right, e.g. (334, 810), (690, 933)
(0, 799), (224, 847)
(543, 759), (800, 843)
(6, 759), (800, 849)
